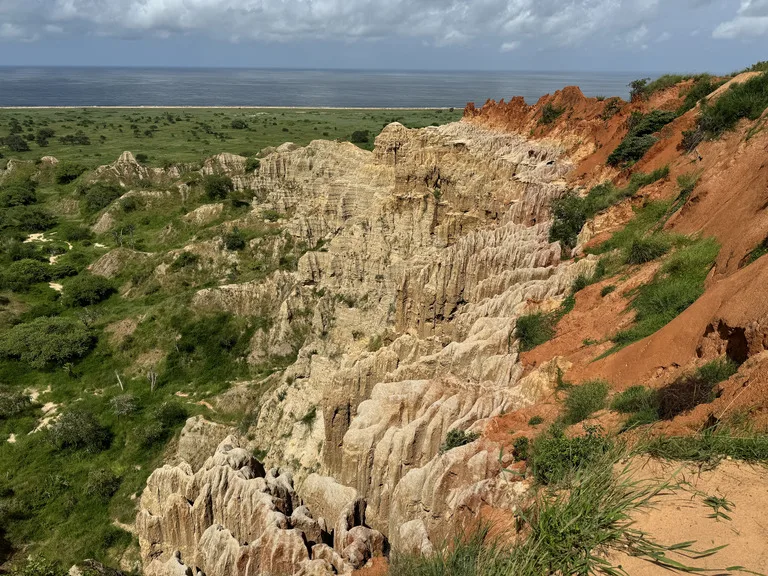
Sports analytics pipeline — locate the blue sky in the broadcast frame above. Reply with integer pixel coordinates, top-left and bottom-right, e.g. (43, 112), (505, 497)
(0, 0), (766, 72)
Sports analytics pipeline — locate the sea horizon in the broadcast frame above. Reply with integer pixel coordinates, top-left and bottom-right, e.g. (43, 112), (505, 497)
(0, 67), (654, 108)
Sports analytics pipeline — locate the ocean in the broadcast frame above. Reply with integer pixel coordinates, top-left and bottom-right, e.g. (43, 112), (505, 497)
(0, 67), (645, 108)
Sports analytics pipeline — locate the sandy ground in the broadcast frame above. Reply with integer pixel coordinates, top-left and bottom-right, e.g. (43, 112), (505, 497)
(611, 458), (768, 575)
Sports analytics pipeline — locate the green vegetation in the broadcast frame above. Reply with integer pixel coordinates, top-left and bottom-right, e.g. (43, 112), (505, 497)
(607, 111), (678, 166)
(549, 167), (669, 250)
(644, 429), (768, 462)
(563, 380), (609, 425)
(61, 274), (116, 307)
(611, 237), (719, 348)
(744, 236), (768, 266)
(0, 107), (462, 166)
(204, 174), (233, 200)
(441, 429), (480, 452)
(539, 102), (565, 124)
(698, 71), (768, 138)
(0, 317), (95, 368)
(527, 415), (544, 427)
(610, 385), (660, 429)
(657, 358), (737, 420)
(677, 75), (725, 115)
(515, 312), (557, 352)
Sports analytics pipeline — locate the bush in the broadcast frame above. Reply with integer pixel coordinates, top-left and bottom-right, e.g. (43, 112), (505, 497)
(600, 285), (616, 297)
(625, 236), (670, 265)
(607, 110), (678, 166)
(135, 153), (149, 164)
(513, 436), (530, 460)
(81, 182), (121, 214)
(48, 408), (110, 452)
(62, 274), (115, 307)
(245, 157), (261, 172)
(0, 179), (37, 207)
(697, 71), (768, 138)
(549, 193), (588, 250)
(262, 209), (284, 222)
(628, 78), (650, 101)
(530, 425), (612, 485)
(563, 380), (609, 425)
(139, 421), (166, 448)
(110, 394), (138, 417)
(8, 205), (57, 232)
(539, 102), (565, 124)
(170, 251), (199, 270)
(441, 429), (480, 452)
(204, 174), (234, 200)
(154, 401), (188, 428)
(0, 316), (95, 368)
(54, 162), (87, 184)
(0, 389), (31, 419)
(677, 75), (724, 115)
(611, 385), (656, 413)
(350, 130), (370, 144)
(515, 312), (557, 352)
(2, 258), (50, 291)
(528, 415), (544, 426)
(3, 134), (30, 152)
(84, 469), (121, 501)
(59, 131), (90, 145)
(223, 227), (246, 251)
(59, 223), (93, 242)
(9, 558), (68, 576)
(231, 119), (248, 129)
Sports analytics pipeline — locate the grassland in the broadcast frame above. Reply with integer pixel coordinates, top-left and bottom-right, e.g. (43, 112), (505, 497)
(0, 107), (462, 167)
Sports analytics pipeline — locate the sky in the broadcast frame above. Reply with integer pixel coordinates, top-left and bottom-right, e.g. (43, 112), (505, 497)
(0, 0), (766, 72)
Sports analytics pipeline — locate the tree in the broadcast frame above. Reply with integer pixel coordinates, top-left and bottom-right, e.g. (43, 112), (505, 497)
(48, 408), (110, 452)
(3, 134), (30, 152)
(82, 182), (121, 213)
(231, 119), (248, 129)
(223, 227), (246, 251)
(204, 174), (234, 200)
(0, 316), (95, 368)
(350, 130), (370, 144)
(55, 162), (87, 184)
(1, 259), (50, 291)
(62, 273), (115, 307)
(629, 78), (650, 102)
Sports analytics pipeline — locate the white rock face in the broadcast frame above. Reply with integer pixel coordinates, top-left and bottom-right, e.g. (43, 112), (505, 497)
(136, 120), (597, 569)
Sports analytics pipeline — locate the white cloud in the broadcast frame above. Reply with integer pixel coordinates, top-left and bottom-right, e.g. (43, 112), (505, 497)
(0, 0), (663, 48)
(500, 41), (519, 52)
(714, 0), (768, 38)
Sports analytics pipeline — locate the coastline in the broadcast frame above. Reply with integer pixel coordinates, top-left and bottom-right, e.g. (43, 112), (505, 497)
(0, 105), (454, 110)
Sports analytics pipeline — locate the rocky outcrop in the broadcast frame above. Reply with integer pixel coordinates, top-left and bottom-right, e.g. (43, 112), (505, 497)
(137, 119), (596, 569)
(137, 436), (384, 576)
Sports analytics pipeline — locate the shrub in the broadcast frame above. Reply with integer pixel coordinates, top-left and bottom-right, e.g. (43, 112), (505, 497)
(0, 179), (37, 207)
(84, 469), (121, 501)
(571, 274), (591, 293)
(223, 227), (246, 251)
(2, 258), (50, 291)
(48, 408), (110, 452)
(59, 223), (93, 242)
(170, 251), (199, 270)
(676, 75), (724, 115)
(657, 358), (738, 420)
(62, 274), (115, 307)
(59, 131), (90, 145)
(54, 162), (87, 184)
(350, 130), (370, 144)
(513, 436), (530, 460)
(697, 72), (768, 138)
(441, 429), (480, 452)
(9, 205), (57, 232)
(204, 174), (234, 200)
(625, 236), (670, 265)
(81, 182), (121, 214)
(120, 196), (139, 212)
(230, 119), (248, 129)
(607, 110), (678, 166)
(600, 285), (616, 297)
(530, 425), (612, 485)
(563, 380), (609, 425)
(0, 316), (95, 368)
(138, 421), (166, 448)
(515, 312), (556, 352)
(135, 153), (149, 164)
(628, 78), (650, 101)
(539, 102), (564, 124)
(245, 157), (260, 172)
(154, 401), (188, 428)
(49, 262), (77, 280)
(600, 98), (622, 120)
(0, 389), (31, 419)
(262, 209), (284, 222)
(8, 558), (68, 576)
(528, 415), (544, 426)
(3, 134), (30, 152)
(611, 385), (656, 413)
(644, 429), (768, 462)
(109, 393), (138, 417)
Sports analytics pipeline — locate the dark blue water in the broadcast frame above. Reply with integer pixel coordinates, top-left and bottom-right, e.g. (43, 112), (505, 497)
(0, 67), (643, 107)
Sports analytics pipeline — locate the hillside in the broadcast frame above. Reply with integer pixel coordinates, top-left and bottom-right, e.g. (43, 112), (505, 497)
(2, 66), (768, 576)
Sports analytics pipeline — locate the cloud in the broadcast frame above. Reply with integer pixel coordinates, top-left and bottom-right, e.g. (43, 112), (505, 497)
(500, 41), (519, 52)
(714, 0), (768, 38)
(0, 0), (663, 48)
